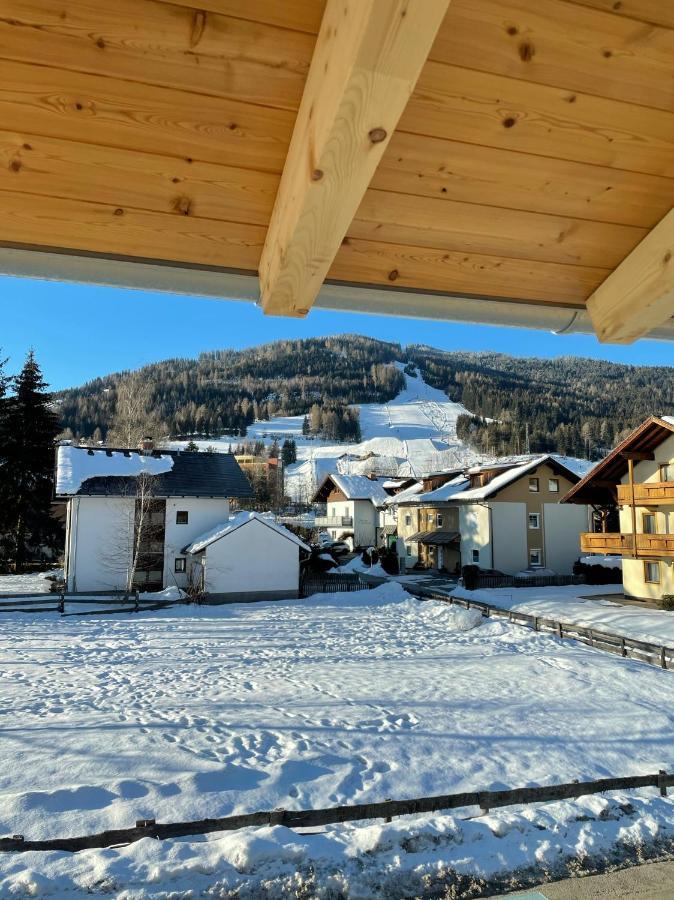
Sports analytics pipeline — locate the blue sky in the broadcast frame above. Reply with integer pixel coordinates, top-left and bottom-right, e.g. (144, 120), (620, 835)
(2, 275), (672, 391)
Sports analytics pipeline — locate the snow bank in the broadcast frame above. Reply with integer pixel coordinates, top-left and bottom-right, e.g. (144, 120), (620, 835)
(56, 446), (174, 494)
(138, 586), (186, 602)
(338, 555), (388, 578)
(581, 555), (623, 570)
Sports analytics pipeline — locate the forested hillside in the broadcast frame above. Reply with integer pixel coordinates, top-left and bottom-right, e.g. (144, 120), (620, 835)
(57, 336), (404, 442)
(407, 347), (674, 458)
(56, 335), (674, 460)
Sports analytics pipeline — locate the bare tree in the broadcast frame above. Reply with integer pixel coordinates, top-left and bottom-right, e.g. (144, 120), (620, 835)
(107, 372), (164, 448)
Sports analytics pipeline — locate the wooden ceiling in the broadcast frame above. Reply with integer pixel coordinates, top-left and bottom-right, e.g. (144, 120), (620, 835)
(0, 0), (673, 342)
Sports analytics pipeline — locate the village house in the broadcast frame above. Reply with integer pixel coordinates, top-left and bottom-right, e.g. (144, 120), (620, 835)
(312, 473), (398, 548)
(397, 456), (591, 575)
(563, 416), (674, 601)
(56, 442), (256, 595)
(183, 511), (310, 601)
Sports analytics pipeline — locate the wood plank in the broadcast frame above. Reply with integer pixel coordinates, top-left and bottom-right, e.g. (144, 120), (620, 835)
(0, 1), (312, 112)
(330, 237), (608, 305)
(5, 2), (674, 177)
(0, 130), (646, 268)
(588, 207), (674, 342)
(351, 190), (646, 267)
(259, 0), (451, 317)
(406, 62), (674, 179)
(157, 0), (325, 34)
(0, 189), (264, 270)
(375, 132), (674, 228)
(431, 0), (674, 113)
(565, 0), (674, 30)
(0, 59), (294, 172)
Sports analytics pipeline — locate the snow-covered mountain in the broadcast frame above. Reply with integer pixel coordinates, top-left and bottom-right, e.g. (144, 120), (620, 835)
(174, 364), (486, 500)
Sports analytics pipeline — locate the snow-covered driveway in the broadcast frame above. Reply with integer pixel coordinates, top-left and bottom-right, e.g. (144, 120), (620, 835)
(1, 583), (674, 897)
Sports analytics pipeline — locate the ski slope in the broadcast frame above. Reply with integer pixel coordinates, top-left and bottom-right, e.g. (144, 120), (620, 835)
(174, 365), (484, 500)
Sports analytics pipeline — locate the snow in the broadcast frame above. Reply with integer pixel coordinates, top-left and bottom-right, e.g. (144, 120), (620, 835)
(452, 583), (674, 647)
(1, 581), (674, 896)
(171, 366), (486, 501)
(56, 446), (174, 495)
(581, 555), (623, 570)
(439, 454), (584, 502)
(184, 511), (310, 554)
(320, 473), (391, 505)
(0, 570), (61, 596)
(338, 556), (388, 578)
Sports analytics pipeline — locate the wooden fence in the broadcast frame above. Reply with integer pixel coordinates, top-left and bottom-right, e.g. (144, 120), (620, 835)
(1, 770), (671, 854)
(300, 573), (373, 597)
(408, 586), (674, 670)
(470, 574), (584, 590)
(0, 591), (185, 616)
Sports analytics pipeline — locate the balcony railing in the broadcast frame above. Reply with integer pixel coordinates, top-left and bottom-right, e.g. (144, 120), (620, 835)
(581, 532), (674, 557)
(617, 482), (674, 505)
(315, 516), (354, 528)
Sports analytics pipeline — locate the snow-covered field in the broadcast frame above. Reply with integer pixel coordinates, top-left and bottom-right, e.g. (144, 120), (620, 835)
(172, 365), (485, 500)
(1, 581), (674, 897)
(452, 583), (674, 648)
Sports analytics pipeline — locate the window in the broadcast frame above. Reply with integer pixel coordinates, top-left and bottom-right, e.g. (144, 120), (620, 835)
(176, 510), (189, 525)
(404, 514), (412, 526)
(406, 545), (412, 557)
(548, 478), (560, 493)
(660, 464), (674, 482)
(529, 549), (542, 566)
(644, 561), (661, 584)
(643, 513), (657, 535)
(471, 549), (480, 563)
(529, 477), (539, 493)
(427, 513), (434, 524)
(437, 514), (444, 527)
(174, 557), (186, 573)
(528, 513), (540, 530)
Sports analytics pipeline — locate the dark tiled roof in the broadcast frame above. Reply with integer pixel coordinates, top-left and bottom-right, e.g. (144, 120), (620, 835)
(406, 530), (460, 545)
(60, 448), (253, 499)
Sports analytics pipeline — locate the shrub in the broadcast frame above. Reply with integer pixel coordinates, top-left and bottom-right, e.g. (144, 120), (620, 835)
(658, 595), (674, 611)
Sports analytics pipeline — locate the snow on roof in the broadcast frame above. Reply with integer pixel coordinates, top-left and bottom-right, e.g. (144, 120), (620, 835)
(328, 474), (390, 505)
(184, 511), (310, 555)
(415, 474), (471, 502)
(663, 416), (674, 426)
(383, 481), (423, 506)
(56, 445), (174, 495)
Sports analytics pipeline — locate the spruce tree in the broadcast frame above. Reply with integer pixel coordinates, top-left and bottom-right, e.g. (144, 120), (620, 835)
(0, 351), (60, 571)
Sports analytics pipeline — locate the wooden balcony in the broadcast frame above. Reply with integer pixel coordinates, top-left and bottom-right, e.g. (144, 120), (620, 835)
(581, 532), (674, 557)
(617, 482), (674, 505)
(315, 516), (353, 528)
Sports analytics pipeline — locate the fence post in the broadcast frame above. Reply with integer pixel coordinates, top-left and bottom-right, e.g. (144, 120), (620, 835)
(621, 637), (626, 657)
(660, 647), (667, 670)
(658, 770), (668, 797)
(557, 622), (563, 639)
(58, 593), (65, 615)
(533, 616), (539, 632)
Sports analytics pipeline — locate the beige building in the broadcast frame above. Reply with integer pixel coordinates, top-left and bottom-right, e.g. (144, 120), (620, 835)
(564, 417), (674, 601)
(398, 456), (589, 575)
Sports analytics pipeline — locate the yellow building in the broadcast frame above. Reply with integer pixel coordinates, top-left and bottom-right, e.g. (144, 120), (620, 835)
(564, 417), (674, 601)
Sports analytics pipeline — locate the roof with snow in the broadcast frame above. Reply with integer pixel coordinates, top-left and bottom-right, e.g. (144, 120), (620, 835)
(55, 445), (253, 499)
(563, 416), (674, 506)
(312, 473), (390, 506)
(183, 511), (310, 555)
(402, 455), (584, 505)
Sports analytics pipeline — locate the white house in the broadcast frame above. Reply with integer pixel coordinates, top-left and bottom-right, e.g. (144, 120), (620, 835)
(56, 443), (253, 594)
(312, 474), (392, 547)
(183, 511), (310, 601)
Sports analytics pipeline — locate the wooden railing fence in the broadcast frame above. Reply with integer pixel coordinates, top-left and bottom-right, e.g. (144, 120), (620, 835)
(0, 591), (185, 616)
(300, 573), (372, 597)
(408, 586), (674, 670)
(1, 770), (671, 854)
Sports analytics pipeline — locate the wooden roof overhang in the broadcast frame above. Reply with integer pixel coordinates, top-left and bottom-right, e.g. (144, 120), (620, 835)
(2, 0), (674, 343)
(562, 416), (674, 506)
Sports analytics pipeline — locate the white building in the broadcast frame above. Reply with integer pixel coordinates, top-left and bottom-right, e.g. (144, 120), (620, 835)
(312, 474), (392, 548)
(56, 444), (253, 594)
(184, 512), (310, 601)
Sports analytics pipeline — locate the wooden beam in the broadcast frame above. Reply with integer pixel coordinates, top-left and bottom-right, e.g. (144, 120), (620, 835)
(259, 0), (450, 317)
(620, 451), (655, 461)
(587, 207), (674, 343)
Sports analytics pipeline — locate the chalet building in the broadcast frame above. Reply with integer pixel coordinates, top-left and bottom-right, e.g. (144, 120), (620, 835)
(563, 416), (674, 600)
(56, 443), (254, 594)
(312, 474), (396, 548)
(397, 456), (590, 575)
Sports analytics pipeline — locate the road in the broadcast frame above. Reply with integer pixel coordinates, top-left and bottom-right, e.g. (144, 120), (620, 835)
(493, 859), (674, 898)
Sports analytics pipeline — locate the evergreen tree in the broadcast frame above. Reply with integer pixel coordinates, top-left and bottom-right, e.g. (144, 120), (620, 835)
(185, 440), (199, 452)
(0, 351), (60, 570)
(281, 439), (297, 466)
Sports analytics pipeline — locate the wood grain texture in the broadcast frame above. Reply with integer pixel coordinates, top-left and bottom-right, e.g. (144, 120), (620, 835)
(259, 0), (451, 316)
(375, 132), (674, 228)
(4, 2), (674, 176)
(330, 237), (608, 305)
(565, 0), (674, 29)
(588, 207), (674, 342)
(0, 129), (645, 268)
(0, 59), (294, 172)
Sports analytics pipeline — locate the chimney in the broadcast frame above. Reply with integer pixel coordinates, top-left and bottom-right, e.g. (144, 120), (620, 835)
(140, 436), (154, 454)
